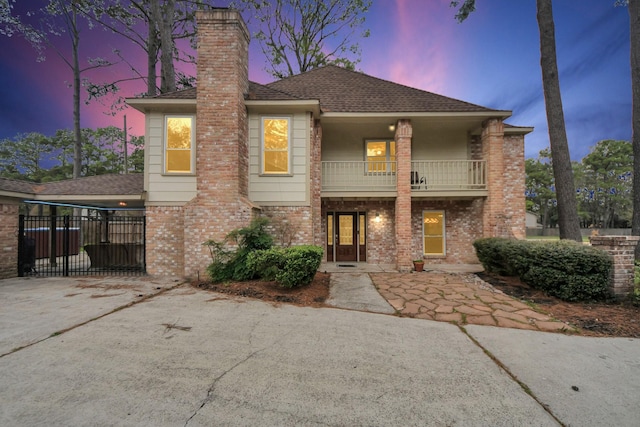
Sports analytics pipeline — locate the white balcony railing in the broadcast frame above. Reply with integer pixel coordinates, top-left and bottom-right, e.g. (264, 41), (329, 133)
(321, 161), (397, 192)
(410, 160), (486, 191)
(320, 160), (486, 193)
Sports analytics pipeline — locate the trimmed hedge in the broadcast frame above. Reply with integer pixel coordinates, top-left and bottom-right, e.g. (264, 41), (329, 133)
(473, 238), (612, 302)
(247, 245), (323, 288)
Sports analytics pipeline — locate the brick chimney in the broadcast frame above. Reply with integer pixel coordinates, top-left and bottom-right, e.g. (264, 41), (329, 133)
(183, 9), (256, 278)
(195, 8), (250, 200)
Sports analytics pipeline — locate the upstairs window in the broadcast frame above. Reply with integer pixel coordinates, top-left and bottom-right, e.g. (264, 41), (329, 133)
(262, 117), (291, 174)
(165, 116), (194, 174)
(366, 140), (396, 173)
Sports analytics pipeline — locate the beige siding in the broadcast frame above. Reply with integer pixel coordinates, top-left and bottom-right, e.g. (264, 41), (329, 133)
(412, 128), (468, 160)
(248, 113), (310, 205)
(322, 123), (469, 161)
(322, 123), (386, 161)
(145, 112), (197, 205)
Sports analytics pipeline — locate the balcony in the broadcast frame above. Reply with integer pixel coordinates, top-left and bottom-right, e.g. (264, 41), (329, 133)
(410, 160), (486, 194)
(321, 160), (486, 197)
(321, 161), (397, 195)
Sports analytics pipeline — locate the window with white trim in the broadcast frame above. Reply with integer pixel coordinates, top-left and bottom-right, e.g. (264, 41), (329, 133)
(262, 117), (291, 174)
(164, 116), (195, 174)
(365, 140), (396, 173)
(423, 210), (445, 255)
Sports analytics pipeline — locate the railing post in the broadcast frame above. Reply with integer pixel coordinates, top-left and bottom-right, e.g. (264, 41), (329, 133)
(63, 215), (70, 276)
(18, 214), (25, 277)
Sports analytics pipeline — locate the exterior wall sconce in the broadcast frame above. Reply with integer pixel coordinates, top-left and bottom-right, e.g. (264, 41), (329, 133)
(375, 213), (381, 223)
(388, 124), (396, 132)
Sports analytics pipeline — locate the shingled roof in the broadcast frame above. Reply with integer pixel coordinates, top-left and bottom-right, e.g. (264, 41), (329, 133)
(266, 65), (498, 113)
(34, 174), (144, 196)
(0, 174), (144, 204)
(151, 87), (197, 100)
(136, 65), (502, 114)
(0, 177), (37, 195)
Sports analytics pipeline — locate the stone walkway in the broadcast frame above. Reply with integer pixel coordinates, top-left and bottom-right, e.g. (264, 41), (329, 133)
(371, 271), (575, 333)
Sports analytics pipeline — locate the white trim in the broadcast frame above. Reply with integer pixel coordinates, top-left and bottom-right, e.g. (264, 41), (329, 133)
(322, 111), (512, 119)
(260, 116), (292, 176)
(163, 115), (196, 175)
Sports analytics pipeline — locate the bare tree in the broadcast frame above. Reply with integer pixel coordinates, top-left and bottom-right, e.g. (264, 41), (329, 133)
(242, 0), (371, 79)
(85, 0), (208, 98)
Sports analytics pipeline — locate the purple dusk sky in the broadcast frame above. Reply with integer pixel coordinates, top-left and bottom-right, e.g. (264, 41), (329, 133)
(0, 0), (631, 161)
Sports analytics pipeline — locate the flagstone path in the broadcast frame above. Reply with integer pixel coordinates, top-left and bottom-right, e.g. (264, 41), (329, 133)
(371, 271), (575, 333)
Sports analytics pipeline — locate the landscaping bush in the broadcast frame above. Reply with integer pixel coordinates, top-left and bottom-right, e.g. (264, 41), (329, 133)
(248, 245), (323, 288)
(204, 217), (273, 282)
(473, 238), (612, 302)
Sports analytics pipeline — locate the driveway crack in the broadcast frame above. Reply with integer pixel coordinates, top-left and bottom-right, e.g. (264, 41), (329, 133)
(184, 348), (261, 426)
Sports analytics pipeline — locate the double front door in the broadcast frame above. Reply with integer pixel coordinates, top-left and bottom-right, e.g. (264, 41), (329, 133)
(327, 212), (366, 262)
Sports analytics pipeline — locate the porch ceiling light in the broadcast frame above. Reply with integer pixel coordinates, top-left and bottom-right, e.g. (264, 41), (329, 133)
(119, 201), (127, 207)
(388, 124), (396, 132)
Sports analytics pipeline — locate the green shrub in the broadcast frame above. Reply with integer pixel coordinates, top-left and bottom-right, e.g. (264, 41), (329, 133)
(248, 245), (323, 288)
(473, 238), (612, 302)
(204, 217), (274, 283)
(246, 247), (284, 281)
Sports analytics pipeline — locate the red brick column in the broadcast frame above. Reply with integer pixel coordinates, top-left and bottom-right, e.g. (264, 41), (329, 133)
(590, 236), (640, 297)
(481, 119), (506, 238)
(311, 118), (323, 248)
(395, 119), (413, 271)
(503, 135), (526, 239)
(0, 203), (19, 279)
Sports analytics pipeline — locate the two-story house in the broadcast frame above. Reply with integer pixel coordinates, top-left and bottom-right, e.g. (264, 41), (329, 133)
(127, 8), (531, 278)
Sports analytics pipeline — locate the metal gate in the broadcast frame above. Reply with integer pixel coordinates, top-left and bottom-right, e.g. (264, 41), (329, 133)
(18, 213), (146, 277)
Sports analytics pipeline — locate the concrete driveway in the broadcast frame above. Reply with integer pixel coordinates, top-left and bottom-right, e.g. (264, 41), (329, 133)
(0, 276), (639, 426)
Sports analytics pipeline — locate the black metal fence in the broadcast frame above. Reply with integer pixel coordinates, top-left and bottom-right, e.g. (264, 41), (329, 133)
(18, 213), (146, 277)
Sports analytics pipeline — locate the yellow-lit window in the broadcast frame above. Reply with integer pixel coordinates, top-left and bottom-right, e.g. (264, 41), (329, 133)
(359, 214), (366, 246)
(327, 214), (333, 246)
(165, 116), (194, 174)
(262, 117), (290, 174)
(423, 211), (445, 256)
(338, 214), (353, 245)
(366, 140), (396, 173)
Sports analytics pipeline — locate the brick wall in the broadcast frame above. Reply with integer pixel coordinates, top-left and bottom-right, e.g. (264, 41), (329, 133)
(0, 202), (19, 279)
(411, 199), (483, 264)
(481, 119), (505, 238)
(590, 236), (640, 297)
(503, 135), (526, 239)
(146, 206), (185, 276)
(261, 206), (313, 247)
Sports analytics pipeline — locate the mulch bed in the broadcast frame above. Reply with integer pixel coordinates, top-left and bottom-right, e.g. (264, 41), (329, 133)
(478, 272), (640, 338)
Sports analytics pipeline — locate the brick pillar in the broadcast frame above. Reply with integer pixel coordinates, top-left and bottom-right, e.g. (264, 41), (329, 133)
(0, 202), (19, 279)
(395, 119), (413, 271)
(481, 119), (506, 238)
(590, 236), (640, 297)
(503, 135), (526, 239)
(182, 9), (256, 278)
(311, 118), (323, 247)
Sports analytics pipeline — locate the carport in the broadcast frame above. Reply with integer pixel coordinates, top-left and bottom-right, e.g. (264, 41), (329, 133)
(0, 174), (146, 278)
